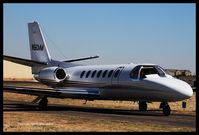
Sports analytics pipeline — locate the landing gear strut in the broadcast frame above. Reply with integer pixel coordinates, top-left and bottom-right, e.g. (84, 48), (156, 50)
(139, 101), (147, 111)
(38, 97), (48, 110)
(160, 102), (171, 116)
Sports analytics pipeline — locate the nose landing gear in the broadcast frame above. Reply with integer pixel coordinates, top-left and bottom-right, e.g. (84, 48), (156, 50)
(160, 102), (171, 116)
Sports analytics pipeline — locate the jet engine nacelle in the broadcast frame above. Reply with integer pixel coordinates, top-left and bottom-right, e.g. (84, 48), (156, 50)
(35, 67), (67, 83)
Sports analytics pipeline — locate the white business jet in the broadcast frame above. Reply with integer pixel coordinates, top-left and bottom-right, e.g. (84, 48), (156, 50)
(4, 21), (193, 116)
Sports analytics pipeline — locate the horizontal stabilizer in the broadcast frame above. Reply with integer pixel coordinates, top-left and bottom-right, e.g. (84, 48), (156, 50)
(4, 55), (47, 67)
(64, 55), (99, 62)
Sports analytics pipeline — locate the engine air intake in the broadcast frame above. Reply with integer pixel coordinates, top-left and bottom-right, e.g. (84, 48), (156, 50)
(56, 68), (66, 80)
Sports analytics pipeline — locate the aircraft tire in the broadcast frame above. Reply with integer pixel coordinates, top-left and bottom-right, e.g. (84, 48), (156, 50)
(159, 102), (166, 109)
(139, 101), (147, 111)
(38, 97), (48, 110)
(163, 104), (171, 116)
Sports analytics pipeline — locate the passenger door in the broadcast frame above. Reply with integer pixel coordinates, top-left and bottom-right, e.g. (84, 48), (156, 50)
(111, 66), (124, 85)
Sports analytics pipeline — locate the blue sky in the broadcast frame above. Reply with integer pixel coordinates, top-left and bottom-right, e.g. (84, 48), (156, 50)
(3, 4), (196, 74)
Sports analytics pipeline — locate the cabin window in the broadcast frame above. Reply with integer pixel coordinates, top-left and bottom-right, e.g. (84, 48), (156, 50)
(102, 70), (108, 78)
(80, 71), (85, 78)
(108, 70), (114, 77)
(86, 70), (91, 78)
(114, 70), (120, 78)
(97, 70), (102, 78)
(91, 70), (97, 78)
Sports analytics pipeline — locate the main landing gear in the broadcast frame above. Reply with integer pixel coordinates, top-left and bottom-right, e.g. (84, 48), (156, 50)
(32, 96), (48, 110)
(38, 97), (48, 110)
(160, 102), (171, 116)
(139, 101), (147, 111)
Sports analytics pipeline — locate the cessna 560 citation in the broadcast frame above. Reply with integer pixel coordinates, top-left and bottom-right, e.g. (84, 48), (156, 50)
(4, 21), (193, 116)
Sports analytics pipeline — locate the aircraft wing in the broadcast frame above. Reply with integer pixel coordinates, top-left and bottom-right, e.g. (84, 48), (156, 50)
(3, 86), (100, 97)
(4, 55), (99, 65)
(3, 55), (47, 66)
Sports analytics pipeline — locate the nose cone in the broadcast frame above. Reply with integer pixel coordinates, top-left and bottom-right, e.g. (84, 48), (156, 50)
(173, 79), (193, 99)
(144, 75), (193, 101)
(160, 78), (193, 101)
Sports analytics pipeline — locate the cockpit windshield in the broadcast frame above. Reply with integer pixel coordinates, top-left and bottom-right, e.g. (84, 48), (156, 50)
(130, 65), (166, 79)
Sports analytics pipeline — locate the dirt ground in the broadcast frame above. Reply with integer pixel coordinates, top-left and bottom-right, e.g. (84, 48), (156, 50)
(3, 81), (196, 132)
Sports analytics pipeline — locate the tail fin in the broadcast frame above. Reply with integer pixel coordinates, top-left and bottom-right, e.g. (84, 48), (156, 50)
(28, 21), (51, 74)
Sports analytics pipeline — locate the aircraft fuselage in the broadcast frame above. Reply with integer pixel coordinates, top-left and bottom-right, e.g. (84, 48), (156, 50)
(35, 63), (193, 102)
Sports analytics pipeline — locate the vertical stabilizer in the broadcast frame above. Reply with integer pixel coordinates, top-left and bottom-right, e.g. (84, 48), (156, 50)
(28, 21), (51, 73)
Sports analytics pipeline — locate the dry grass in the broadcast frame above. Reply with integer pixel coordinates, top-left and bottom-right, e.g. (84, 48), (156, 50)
(3, 78), (34, 81)
(3, 111), (194, 132)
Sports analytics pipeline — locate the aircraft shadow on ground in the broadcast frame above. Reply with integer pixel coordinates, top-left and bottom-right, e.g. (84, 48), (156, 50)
(3, 100), (169, 116)
(4, 100), (195, 117)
